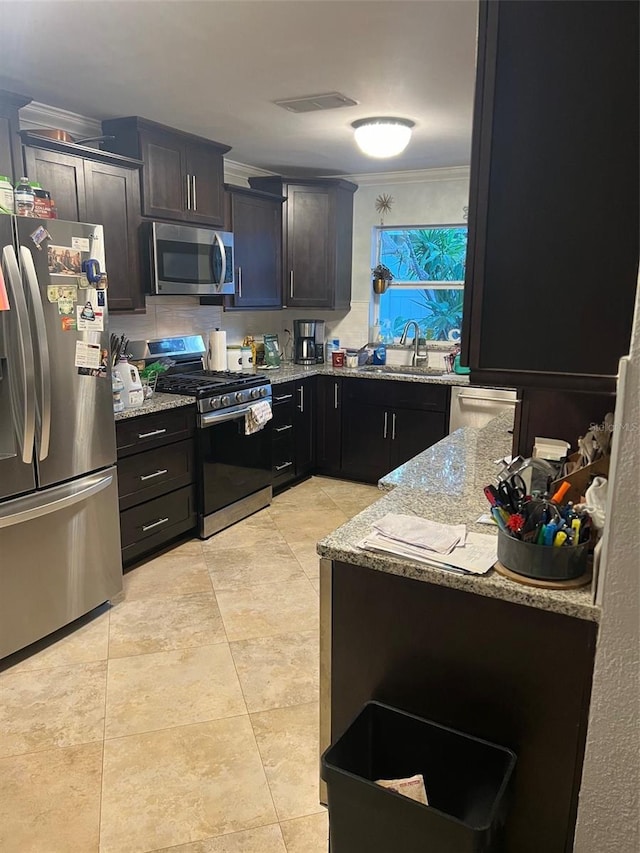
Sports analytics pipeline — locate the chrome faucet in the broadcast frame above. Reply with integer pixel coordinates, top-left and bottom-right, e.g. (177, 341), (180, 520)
(399, 321), (429, 367)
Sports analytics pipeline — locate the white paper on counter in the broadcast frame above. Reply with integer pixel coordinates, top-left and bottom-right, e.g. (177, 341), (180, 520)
(373, 513), (466, 554)
(358, 530), (497, 575)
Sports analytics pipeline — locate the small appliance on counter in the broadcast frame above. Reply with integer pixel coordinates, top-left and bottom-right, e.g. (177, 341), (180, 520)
(294, 319), (325, 364)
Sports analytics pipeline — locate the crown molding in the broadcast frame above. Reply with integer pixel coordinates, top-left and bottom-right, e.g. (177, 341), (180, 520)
(224, 159), (276, 187)
(337, 165), (470, 186)
(18, 101), (102, 139)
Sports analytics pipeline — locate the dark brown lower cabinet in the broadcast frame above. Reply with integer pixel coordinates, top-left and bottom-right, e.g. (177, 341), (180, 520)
(316, 376), (343, 477)
(330, 560), (597, 853)
(340, 379), (450, 484)
(116, 406), (197, 564)
(271, 378), (317, 491)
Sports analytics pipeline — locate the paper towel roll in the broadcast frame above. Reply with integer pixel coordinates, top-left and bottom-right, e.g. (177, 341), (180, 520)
(206, 329), (227, 371)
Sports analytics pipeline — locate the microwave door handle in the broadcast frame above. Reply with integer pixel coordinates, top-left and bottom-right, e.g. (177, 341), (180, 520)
(215, 232), (226, 289)
(2, 245), (36, 464)
(20, 246), (51, 460)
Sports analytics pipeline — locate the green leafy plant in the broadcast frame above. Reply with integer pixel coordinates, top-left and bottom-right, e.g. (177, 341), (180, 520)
(379, 227), (467, 282)
(372, 263), (394, 282)
(410, 289), (464, 340)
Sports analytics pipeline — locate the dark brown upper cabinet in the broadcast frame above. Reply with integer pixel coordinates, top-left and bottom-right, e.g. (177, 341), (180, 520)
(223, 185), (283, 310)
(461, 0), (639, 393)
(0, 90), (31, 183)
(23, 139), (144, 312)
(102, 116), (230, 227)
(249, 177), (357, 310)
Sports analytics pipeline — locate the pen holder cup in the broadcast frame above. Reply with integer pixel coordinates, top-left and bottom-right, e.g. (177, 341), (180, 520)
(497, 529), (589, 581)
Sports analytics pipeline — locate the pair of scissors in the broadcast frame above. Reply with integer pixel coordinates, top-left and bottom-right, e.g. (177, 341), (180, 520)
(497, 473), (527, 512)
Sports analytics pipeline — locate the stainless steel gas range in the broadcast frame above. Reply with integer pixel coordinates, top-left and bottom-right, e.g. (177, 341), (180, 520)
(134, 336), (273, 538)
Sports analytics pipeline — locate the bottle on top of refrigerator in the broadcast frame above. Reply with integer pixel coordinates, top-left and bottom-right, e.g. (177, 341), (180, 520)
(0, 176), (14, 214)
(15, 177), (35, 216)
(31, 182), (56, 219)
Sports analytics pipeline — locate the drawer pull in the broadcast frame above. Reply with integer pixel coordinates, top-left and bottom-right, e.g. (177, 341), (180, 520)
(274, 394), (293, 402)
(139, 469), (168, 482)
(275, 461), (293, 471)
(274, 424), (293, 433)
(137, 428), (167, 439)
(142, 517), (170, 532)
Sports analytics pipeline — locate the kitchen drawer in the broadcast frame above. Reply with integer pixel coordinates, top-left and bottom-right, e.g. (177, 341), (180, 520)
(272, 433), (295, 489)
(272, 383), (295, 407)
(120, 485), (196, 554)
(117, 439), (195, 510)
(116, 405), (195, 457)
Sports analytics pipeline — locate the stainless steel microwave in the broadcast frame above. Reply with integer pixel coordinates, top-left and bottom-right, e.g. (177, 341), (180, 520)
(150, 222), (234, 296)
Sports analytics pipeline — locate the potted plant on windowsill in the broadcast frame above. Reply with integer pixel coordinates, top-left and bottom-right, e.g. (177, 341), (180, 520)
(372, 263), (393, 294)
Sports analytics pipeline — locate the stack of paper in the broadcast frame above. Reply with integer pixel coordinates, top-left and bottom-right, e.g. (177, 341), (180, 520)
(358, 513), (497, 575)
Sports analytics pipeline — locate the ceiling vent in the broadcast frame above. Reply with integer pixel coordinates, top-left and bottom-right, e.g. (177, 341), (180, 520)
(274, 92), (359, 113)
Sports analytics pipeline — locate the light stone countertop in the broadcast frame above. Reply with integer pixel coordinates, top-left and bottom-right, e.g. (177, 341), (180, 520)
(113, 364), (469, 422)
(318, 411), (600, 623)
(113, 392), (195, 421)
(265, 362), (471, 386)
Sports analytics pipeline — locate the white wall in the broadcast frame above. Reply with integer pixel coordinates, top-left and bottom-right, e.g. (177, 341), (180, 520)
(573, 275), (640, 852)
(112, 167), (470, 352)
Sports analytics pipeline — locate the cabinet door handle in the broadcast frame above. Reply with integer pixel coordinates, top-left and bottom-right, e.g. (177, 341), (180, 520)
(137, 428), (167, 439)
(289, 270), (294, 299)
(237, 266), (242, 299)
(142, 517), (169, 532)
(275, 461), (293, 471)
(334, 382), (339, 410)
(192, 175), (197, 211)
(297, 385), (304, 413)
(383, 411), (388, 439)
(139, 469), (168, 482)
(274, 394), (293, 402)
(274, 424), (293, 433)
(185, 174), (191, 210)
(391, 412), (396, 440)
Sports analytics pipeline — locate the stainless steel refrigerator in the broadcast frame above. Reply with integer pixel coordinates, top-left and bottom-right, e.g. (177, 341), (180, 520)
(0, 216), (122, 659)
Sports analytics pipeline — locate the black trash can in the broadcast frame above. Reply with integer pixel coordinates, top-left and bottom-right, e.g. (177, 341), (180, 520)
(321, 701), (516, 853)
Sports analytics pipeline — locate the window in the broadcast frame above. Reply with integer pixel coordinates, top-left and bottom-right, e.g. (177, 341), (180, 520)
(375, 225), (467, 343)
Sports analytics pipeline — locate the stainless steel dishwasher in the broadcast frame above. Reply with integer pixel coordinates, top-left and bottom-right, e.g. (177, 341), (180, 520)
(449, 385), (519, 432)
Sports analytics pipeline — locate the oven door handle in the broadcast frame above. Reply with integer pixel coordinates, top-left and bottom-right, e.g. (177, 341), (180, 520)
(199, 404), (271, 428)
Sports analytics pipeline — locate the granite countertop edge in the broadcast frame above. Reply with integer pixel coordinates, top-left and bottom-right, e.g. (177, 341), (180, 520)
(317, 412), (600, 624)
(114, 392), (195, 421)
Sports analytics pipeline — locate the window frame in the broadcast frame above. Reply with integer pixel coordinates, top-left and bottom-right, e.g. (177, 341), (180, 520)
(374, 222), (468, 289)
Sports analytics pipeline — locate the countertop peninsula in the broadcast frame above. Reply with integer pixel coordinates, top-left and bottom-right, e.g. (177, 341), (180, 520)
(318, 411), (599, 622)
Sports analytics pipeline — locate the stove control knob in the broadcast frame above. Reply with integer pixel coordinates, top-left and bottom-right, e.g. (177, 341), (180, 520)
(221, 395), (231, 407)
(235, 391), (244, 403)
(259, 387), (268, 397)
(250, 388), (260, 399)
(211, 397), (221, 409)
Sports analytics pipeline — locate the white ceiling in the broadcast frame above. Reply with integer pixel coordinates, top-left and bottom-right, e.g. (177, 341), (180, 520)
(0, 0), (478, 176)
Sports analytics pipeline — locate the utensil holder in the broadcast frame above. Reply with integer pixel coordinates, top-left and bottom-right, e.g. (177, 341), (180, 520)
(497, 529), (588, 581)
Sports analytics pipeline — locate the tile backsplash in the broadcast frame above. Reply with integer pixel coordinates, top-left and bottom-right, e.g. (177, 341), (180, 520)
(110, 296), (372, 357)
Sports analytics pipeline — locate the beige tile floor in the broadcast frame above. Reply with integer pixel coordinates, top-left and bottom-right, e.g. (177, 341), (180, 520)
(0, 476), (379, 853)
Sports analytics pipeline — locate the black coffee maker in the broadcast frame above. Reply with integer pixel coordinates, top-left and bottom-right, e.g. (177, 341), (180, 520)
(294, 319), (325, 364)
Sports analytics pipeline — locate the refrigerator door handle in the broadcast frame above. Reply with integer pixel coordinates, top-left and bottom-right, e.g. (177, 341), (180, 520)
(20, 246), (52, 461)
(0, 472), (113, 529)
(2, 245), (36, 464)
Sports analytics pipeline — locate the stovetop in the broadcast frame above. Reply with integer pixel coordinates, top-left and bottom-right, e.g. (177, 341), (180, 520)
(156, 370), (267, 398)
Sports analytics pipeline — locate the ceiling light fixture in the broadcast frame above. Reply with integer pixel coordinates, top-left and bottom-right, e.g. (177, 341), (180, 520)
(351, 117), (415, 158)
